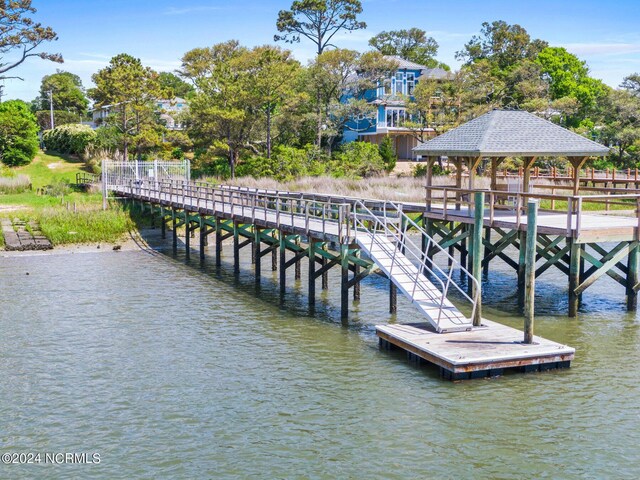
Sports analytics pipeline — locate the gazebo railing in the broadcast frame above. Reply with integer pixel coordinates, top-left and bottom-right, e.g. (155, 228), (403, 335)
(425, 186), (640, 239)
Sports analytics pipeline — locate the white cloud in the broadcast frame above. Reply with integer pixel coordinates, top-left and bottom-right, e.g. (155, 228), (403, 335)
(563, 42), (640, 56)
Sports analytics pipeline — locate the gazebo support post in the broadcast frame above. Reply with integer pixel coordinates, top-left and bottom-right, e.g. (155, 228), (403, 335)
(490, 157), (501, 191)
(569, 156), (589, 196)
(468, 156), (483, 191)
(522, 156), (537, 193)
(425, 156), (435, 211)
(454, 157), (462, 211)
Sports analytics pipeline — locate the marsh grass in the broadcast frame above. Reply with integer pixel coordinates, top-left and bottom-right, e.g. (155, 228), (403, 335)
(36, 205), (134, 245)
(218, 175), (473, 203)
(0, 175), (31, 194)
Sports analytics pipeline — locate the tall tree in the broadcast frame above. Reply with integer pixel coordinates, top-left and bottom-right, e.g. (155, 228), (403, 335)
(600, 88), (640, 164)
(37, 70), (88, 115)
(621, 73), (640, 96)
(456, 20), (548, 72)
(274, 0), (366, 55)
(240, 45), (302, 158)
(182, 41), (262, 178)
(369, 28), (445, 69)
(158, 71), (194, 99)
(88, 54), (163, 160)
(0, 0), (62, 80)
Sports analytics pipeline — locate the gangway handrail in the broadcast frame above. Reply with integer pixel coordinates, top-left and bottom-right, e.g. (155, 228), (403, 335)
(351, 200), (478, 328)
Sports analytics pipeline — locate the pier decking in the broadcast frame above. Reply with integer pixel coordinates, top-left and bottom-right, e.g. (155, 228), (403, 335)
(377, 321), (575, 380)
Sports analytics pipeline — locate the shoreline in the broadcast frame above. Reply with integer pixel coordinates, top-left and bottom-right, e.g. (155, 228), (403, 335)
(0, 228), (159, 258)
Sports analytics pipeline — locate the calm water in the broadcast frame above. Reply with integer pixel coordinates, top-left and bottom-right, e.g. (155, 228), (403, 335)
(1, 236), (639, 479)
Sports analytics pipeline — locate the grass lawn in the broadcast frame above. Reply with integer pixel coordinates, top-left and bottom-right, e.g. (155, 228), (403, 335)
(1, 151), (134, 245)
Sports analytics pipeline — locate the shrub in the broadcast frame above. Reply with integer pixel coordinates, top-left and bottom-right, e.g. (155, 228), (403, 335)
(0, 100), (39, 166)
(43, 124), (96, 155)
(379, 136), (396, 173)
(331, 141), (385, 178)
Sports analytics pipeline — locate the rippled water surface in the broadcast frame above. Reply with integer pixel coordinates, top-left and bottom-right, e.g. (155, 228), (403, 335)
(1, 239), (639, 479)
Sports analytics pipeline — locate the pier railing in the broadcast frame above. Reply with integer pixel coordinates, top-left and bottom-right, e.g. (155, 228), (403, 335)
(110, 178), (354, 243)
(425, 185), (640, 238)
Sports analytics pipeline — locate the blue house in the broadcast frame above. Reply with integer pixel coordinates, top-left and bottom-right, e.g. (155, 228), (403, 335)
(342, 55), (451, 161)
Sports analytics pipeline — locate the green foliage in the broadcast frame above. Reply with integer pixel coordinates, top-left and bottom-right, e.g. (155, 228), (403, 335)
(275, 0), (366, 55)
(331, 141), (384, 178)
(88, 53), (163, 159)
(158, 71), (194, 98)
(0, 1), (63, 80)
(0, 100), (39, 166)
(35, 110), (80, 130)
(38, 207), (134, 245)
(36, 71), (88, 115)
(43, 124), (96, 155)
(368, 28), (441, 68)
(456, 20), (548, 72)
(378, 136), (396, 173)
(536, 47), (607, 115)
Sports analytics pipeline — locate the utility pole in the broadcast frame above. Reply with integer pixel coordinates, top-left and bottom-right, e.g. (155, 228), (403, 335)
(0, 85), (4, 103)
(48, 90), (54, 129)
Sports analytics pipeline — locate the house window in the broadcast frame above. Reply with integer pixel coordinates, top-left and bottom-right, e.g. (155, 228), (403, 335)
(382, 79), (391, 96)
(407, 73), (415, 96)
(385, 108), (407, 127)
(395, 72), (404, 95)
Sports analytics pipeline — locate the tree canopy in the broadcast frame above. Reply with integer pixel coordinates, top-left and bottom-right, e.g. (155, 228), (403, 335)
(275, 0), (366, 55)
(369, 28), (445, 69)
(88, 54), (163, 160)
(37, 70), (88, 115)
(0, 100), (39, 166)
(0, 0), (62, 80)
(456, 20), (548, 72)
(158, 71), (194, 99)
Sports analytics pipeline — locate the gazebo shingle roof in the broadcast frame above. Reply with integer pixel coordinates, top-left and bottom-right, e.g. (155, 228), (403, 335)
(413, 110), (610, 157)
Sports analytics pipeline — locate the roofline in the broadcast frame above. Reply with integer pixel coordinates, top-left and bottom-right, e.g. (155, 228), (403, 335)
(412, 148), (610, 157)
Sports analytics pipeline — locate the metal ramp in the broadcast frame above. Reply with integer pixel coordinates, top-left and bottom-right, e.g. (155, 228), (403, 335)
(352, 201), (479, 333)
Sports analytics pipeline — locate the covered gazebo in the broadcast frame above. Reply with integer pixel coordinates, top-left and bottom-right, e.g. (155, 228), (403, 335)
(413, 109), (610, 195)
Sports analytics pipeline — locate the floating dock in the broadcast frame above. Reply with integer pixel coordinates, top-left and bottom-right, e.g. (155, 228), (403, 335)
(376, 321), (575, 380)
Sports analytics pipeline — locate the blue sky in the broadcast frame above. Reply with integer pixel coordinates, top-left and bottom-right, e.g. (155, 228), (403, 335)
(3, 0), (640, 101)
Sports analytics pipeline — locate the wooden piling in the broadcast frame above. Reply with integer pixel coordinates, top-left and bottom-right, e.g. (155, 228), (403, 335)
(233, 221), (240, 273)
(353, 251), (361, 301)
(517, 230), (526, 308)
(184, 214), (190, 258)
(295, 236), (301, 280)
(341, 245), (349, 323)
(161, 207), (166, 239)
(389, 280), (397, 314)
(215, 217), (222, 267)
(483, 227), (490, 277)
(172, 209), (177, 250)
(280, 232), (286, 295)
(309, 240), (316, 309)
(568, 238), (580, 317)
(199, 218), (206, 260)
(272, 240), (278, 271)
(524, 200), (538, 344)
(322, 244), (329, 290)
(254, 228), (262, 280)
(472, 191), (484, 326)
(627, 242), (638, 310)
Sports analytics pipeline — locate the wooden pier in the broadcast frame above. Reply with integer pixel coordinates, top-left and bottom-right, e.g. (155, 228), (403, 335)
(84, 159), (585, 380)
